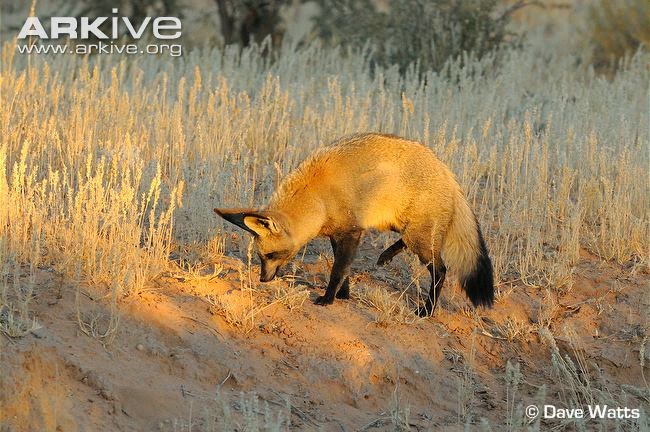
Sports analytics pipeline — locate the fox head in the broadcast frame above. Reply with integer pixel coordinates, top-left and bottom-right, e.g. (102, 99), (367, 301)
(214, 208), (297, 282)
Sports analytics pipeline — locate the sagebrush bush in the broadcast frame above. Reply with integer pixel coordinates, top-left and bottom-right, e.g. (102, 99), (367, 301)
(312, 0), (521, 74)
(586, 0), (650, 70)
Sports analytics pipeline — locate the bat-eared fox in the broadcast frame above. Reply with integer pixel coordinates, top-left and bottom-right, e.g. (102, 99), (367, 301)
(215, 133), (494, 316)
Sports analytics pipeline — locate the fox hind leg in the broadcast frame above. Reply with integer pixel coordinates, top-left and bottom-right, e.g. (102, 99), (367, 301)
(377, 238), (406, 266)
(315, 232), (362, 306)
(416, 261), (447, 317)
(403, 227), (446, 316)
(336, 280), (351, 299)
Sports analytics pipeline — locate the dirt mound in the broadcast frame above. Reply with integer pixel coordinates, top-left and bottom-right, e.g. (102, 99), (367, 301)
(1, 250), (648, 431)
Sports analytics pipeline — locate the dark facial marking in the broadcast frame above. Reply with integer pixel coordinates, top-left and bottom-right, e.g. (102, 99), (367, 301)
(263, 250), (289, 261)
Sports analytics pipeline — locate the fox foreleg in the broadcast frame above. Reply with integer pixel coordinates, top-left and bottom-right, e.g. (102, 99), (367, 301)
(329, 238), (351, 299)
(315, 232), (362, 305)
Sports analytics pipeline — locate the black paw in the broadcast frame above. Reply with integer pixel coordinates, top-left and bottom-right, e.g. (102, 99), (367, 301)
(415, 305), (433, 317)
(335, 289), (350, 299)
(314, 295), (334, 306)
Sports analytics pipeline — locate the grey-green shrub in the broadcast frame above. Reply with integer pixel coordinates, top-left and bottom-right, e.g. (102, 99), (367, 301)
(312, 0), (519, 74)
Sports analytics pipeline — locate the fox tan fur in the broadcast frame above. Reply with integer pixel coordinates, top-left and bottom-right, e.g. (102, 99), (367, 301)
(215, 133), (494, 315)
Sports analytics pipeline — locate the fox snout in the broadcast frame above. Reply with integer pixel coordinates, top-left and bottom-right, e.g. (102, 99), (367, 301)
(260, 270), (276, 282)
(260, 261), (279, 282)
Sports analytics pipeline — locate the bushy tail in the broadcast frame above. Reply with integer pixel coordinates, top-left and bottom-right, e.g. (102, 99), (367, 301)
(442, 192), (494, 308)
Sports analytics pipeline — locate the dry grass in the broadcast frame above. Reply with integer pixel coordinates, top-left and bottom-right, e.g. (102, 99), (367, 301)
(204, 243), (309, 332)
(75, 282), (121, 347)
(1, 28), (648, 339)
(0, 258), (41, 338)
(539, 327), (649, 430)
(491, 316), (536, 343)
(164, 390), (293, 432)
(358, 382), (413, 431)
(205, 265), (262, 333)
(352, 282), (424, 326)
(2, 35), (647, 292)
(4, 42), (649, 261)
(269, 281), (310, 311)
(207, 278), (309, 333)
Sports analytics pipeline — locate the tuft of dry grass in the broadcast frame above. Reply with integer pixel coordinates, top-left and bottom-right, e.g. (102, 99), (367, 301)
(0, 256), (41, 338)
(352, 283), (424, 326)
(206, 279), (309, 334)
(539, 326), (649, 430)
(270, 281), (310, 311)
(205, 264), (263, 333)
(75, 281), (121, 347)
(359, 381), (413, 432)
(165, 390), (293, 432)
(491, 317), (536, 343)
(205, 243), (309, 332)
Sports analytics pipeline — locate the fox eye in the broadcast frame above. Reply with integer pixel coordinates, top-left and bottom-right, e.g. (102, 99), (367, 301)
(264, 251), (285, 260)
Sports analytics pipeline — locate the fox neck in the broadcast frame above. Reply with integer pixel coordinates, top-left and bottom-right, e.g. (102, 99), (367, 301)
(269, 195), (326, 249)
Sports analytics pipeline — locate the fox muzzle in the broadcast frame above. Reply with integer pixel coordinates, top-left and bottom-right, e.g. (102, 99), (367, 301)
(260, 262), (279, 282)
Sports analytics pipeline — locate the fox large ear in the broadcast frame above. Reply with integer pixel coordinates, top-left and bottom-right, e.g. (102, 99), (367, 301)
(213, 208), (280, 237)
(242, 214), (281, 237)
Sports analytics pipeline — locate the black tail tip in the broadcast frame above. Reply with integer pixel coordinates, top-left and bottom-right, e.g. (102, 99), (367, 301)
(461, 227), (495, 308)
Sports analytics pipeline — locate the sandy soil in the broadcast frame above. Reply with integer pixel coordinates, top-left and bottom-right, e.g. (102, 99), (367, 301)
(1, 238), (648, 431)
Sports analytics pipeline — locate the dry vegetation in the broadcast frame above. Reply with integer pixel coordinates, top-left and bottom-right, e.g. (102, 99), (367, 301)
(0, 7), (648, 430)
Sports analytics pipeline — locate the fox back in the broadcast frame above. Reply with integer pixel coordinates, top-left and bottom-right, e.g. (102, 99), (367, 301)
(269, 133), (459, 236)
